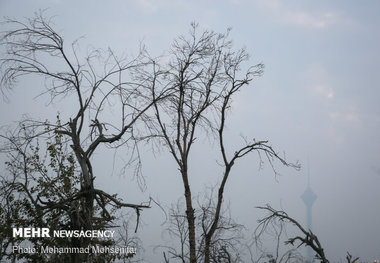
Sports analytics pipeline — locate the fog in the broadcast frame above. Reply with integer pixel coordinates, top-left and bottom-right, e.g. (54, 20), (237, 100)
(1, 0), (380, 262)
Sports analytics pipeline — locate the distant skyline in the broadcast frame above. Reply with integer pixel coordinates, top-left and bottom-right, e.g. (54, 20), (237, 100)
(1, 1), (380, 262)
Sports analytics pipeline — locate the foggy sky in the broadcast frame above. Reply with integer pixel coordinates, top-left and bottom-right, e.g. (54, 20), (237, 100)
(1, 0), (380, 262)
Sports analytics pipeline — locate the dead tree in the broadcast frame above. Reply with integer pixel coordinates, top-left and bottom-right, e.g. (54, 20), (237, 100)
(159, 190), (245, 263)
(0, 11), (167, 262)
(345, 252), (359, 263)
(256, 205), (359, 263)
(256, 205), (328, 263)
(151, 23), (298, 263)
(248, 213), (304, 263)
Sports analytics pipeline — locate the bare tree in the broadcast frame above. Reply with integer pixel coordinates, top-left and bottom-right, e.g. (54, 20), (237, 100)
(248, 208), (304, 263)
(345, 252), (359, 263)
(0, 11), (168, 262)
(114, 215), (144, 263)
(160, 200), (190, 263)
(1, 13), (301, 263)
(159, 190), (245, 263)
(197, 195), (244, 263)
(150, 23), (298, 263)
(255, 205), (359, 263)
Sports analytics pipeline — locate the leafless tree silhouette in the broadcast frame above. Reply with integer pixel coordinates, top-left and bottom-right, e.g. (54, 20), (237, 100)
(150, 23), (299, 263)
(255, 205), (359, 263)
(159, 191), (245, 263)
(0, 11), (169, 262)
(1, 12), (304, 263)
(248, 211), (304, 263)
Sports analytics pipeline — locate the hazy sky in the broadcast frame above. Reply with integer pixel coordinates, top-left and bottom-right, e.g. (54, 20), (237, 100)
(1, 1), (380, 262)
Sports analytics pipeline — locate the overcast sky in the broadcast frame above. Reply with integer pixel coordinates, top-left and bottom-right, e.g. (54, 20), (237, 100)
(1, 1), (380, 262)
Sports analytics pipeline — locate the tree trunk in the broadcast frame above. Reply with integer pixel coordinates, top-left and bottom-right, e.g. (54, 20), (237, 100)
(204, 237), (211, 263)
(181, 167), (197, 263)
(204, 168), (231, 263)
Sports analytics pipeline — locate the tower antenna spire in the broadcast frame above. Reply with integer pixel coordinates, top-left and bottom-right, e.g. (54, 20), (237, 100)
(307, 157), (310, 188)
(302, 157), (317, 263)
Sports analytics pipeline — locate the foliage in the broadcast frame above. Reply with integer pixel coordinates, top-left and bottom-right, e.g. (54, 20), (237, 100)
(0, 11), (156, 262)
(0, 120), (134, 262)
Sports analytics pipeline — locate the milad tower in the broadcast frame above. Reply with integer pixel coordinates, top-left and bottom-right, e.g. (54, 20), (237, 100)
(301, 166), (317, 263)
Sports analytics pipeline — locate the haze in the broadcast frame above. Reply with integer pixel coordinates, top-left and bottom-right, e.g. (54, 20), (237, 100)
(1, 1), (379, 262)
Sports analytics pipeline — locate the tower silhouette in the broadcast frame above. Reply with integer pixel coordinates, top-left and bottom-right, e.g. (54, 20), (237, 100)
(301, 165), (317, 263)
